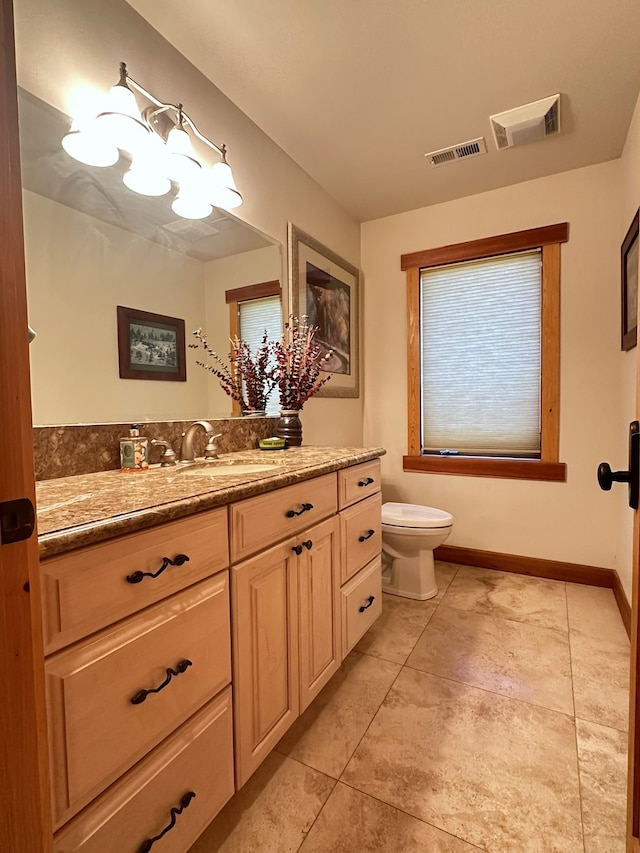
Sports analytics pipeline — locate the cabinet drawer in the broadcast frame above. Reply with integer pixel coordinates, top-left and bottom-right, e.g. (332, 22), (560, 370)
(53, 689), (234, 853)
(340, 493), (382, 585)
(230, 473), (337, 562)
(338, 460), (381, 509)
(341, 557), (382, 659)
(47, 573), (231, 826)
(41, 508), (229, 653)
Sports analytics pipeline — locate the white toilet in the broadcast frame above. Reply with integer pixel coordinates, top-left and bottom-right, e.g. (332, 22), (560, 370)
(381, 502), (454, 600)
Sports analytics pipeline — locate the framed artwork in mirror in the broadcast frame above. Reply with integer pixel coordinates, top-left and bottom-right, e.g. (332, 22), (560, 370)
(288, 223), (360, 398)
(117, 306), (186, 381)
(622, 209), (639, 352)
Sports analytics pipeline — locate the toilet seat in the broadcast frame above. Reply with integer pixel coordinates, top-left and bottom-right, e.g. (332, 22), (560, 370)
(382, 502), (453, 529)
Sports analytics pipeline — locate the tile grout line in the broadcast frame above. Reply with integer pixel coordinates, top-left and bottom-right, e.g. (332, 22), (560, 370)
(306, 565), (480, 848)
(334, 659), (405, 784)
(291, 767), (339, 853)
(336, 778), (491, 853)
(566, 580), (588, 853)
(322, 571), (460, 791)
(433, 599), (571, 635)
(364, 564), (577, 719)
(288, 657), (408, 851)
(337, 564), (506, 852)
(399, 658), (577, 719)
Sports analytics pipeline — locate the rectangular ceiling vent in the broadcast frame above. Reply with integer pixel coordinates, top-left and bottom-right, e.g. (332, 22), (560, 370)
(162, 218), (220, 242)
(425, 137), (487, 167)
(490, 94), (560, 150)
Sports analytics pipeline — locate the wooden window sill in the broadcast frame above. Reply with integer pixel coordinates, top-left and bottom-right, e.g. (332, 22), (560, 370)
(402, 455), (567, 482)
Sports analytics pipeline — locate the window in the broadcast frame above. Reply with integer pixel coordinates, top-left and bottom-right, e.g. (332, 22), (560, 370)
(402, 223), (568, 481)
(225, 280), (283, 416)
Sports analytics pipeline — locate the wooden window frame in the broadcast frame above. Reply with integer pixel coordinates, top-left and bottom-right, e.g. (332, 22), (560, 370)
(402, 223), (569, 482)
(225, 280), (281, 415)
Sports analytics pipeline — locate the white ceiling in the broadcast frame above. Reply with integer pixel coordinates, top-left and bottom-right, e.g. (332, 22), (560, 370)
(126, 0), (640, 223)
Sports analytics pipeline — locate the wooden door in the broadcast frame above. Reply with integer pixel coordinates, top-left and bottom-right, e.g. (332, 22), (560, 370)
(232, 541), (299, 788)
(297, 516), (341, 712)
(629, 226), (640, 851)
(0, 0), (52, 849)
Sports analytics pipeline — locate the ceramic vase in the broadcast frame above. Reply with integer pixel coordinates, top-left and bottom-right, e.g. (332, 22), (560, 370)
(276, 409), (303, 446)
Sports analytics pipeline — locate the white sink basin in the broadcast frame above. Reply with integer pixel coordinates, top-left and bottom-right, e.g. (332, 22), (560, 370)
(180, 462), (281, 477)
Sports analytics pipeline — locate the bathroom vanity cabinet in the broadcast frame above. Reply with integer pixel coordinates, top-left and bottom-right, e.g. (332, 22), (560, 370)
(37, 452), (383, 852)
(42, 509), (234, 852)
(336, 461), (383, 655)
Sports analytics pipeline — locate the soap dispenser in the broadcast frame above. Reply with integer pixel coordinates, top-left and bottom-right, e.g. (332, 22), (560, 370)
(120, 424), (149, 472)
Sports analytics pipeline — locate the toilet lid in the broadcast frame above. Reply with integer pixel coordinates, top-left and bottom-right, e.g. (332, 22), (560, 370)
(382, 502), (453, 529)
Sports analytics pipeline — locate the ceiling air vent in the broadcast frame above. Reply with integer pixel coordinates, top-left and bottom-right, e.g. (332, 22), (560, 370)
(425, 137), (487, 167)
(162, 218), (220, 242)
(490, 94), (561, 150)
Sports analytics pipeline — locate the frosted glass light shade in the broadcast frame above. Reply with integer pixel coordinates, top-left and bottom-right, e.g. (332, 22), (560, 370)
(171, 188), (212, 220)
(94, 84), (149, 154)
(122, 134), (171, 195)
(209, 160), (242, 210)
(164, 126), (201, 183)
(62, 125), (119, 167)
(123, 165), (171, 196)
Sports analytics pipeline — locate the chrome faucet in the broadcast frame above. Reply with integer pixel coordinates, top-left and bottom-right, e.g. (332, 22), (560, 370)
(179, 420), (221, 463)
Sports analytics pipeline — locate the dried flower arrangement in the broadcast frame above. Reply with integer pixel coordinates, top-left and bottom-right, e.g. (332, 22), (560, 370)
(190, 328), (276, 413)
(271, 315), (332, 410)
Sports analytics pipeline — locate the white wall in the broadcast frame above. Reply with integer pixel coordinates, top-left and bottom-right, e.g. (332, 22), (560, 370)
(617, 89), (640, 597)
(15, 0), (363, 445)
(362, 161), (623, 572)
(24, 191), (209, 424)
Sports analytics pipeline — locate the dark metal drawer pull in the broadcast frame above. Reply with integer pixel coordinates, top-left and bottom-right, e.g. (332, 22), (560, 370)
(359, 596), (375, 613)
(126, 553), (190, 584)
(358, 477), (374, 487)
(130, 659), (192, 705)
(138, 791), (196, 852)
(302, 540), (313, 550)
(286, 502), (314, 518)
(359, 529), (375, 542)
(292, 544), (303, 556)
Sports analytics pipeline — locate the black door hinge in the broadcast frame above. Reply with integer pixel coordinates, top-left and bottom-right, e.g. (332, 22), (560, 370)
(0, 498), (36, 545)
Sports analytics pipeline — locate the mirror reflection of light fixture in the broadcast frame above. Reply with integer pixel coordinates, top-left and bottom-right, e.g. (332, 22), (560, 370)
(62, 62), (243, 218)
(171, 186), (213, 220)
(61, 118), (120, 167)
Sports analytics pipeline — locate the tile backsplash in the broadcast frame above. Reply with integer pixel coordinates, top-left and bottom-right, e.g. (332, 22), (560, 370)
(33, 418), (278, 481)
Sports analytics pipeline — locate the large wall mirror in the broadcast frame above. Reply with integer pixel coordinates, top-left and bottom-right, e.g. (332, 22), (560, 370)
(18, 89), (283, 426)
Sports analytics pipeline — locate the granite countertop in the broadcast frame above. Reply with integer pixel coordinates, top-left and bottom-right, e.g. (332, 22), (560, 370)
(36, 446), (386, 559)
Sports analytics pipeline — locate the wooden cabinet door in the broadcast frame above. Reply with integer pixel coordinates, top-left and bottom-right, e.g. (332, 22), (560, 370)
(296, 516), (341, 713)
(232, 542), (299, 788)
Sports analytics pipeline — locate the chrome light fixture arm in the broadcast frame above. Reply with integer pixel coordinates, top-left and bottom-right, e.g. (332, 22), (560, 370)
(61, 61), (243, 218)
(122, 63), (226, 158)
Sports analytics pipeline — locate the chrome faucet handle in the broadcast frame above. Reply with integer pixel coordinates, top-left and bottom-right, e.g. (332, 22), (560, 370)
(151, 439), (177, 467)
(203, 433), (223, 460)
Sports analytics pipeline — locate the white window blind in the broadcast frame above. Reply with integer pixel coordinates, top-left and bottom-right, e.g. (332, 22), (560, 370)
(420, 249), (542, 457)
(239, 295), (283, 416)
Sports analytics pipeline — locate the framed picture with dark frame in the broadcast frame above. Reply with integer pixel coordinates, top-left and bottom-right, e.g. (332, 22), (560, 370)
(288, 223), (360, 398)
(622, 208), (639, 352)
(117, 306), (186, 381)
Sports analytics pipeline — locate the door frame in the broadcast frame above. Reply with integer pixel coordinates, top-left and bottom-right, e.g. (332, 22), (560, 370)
(0, 0), (52, 849)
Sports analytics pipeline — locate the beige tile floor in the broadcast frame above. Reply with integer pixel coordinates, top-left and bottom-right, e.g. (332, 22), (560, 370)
(189, 563), (630, 853)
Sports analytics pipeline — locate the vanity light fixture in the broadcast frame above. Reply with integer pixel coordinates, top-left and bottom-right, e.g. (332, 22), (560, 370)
(61, 62), (242, 218)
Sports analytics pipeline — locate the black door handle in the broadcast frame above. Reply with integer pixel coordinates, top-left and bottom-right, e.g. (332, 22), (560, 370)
(598, 420), (639, 509)
(597, 463), (630, 490)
